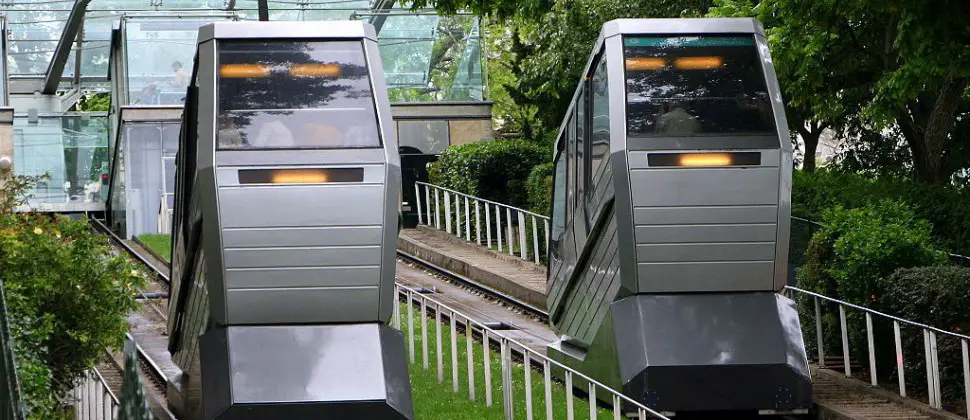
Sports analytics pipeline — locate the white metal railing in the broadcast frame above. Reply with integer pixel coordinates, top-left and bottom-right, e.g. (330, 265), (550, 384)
(786, 286), (970, 417)
(70, 368), (119, 420)
(392, 283), (669, 419)
(415, 182), (550, 264)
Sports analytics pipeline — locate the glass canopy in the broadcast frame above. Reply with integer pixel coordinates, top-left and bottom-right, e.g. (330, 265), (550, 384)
(0, 0), (485, 102)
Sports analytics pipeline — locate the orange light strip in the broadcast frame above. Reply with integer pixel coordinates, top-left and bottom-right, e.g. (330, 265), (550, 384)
(678, 153), (733, 167)
(270, 170), (329, 184)
(219, 64), (272, 78)
(289, 63), (342, 78)
(625, 57), (667, 71)
(674, 56), (724, 70)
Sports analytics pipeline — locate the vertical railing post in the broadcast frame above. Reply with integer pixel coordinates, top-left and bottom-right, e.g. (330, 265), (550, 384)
(840, 305), (851, 377)
(961, 338), (969, 418)
(484, 331), (493, 407)
(408, 291), (415, 363)
(815, 297), (825, 367)
(436, 305), (443, 382)
(930, 331), (942, 409)
(518, 211), (527, 260)
(485, 204), (492, 249)
(495, 206), (503, 253)
(894, 321), (906, 397)
(506, 207), (514, 256)
(565, 371), (575, 420)
(451, 312), (459, 393)
(501, 339), (513, 420)
(465, 197), (471, 241)
(434, 188), (441, 230)
(455, 192), (462, 238)
(421, 298), (429, 371)
(866, 313), (877, 386)
(924, 330), (939, 408)
(532, 215), (540, 264)
(467, 321), (476, 401)
(415, 183), (423, 225)
(524, 353), (534, 420)
(544, 360), (553, 420)
(475, 200), (482, 245)
(392, 286), (401, 329)
(445, 192), (453, 234)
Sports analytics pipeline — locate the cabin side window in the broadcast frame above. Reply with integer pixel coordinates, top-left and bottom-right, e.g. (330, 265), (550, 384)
(551, 149), (567, 242)
(216, 40), (381, 150)
(589, 56), (610, 187)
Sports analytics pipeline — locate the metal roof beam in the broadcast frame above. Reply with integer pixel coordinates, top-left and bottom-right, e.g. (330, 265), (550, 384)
(42, 0), (92, 94)
(257, 0), (268, 21)
(370, 0), (397, 33)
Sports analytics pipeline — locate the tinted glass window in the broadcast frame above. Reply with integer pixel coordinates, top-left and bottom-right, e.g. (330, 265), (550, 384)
(551, 150), (567, 241)
(217, 40), (381, 150)
(590, 57), (610, 183)
(624, 36), (775, 137)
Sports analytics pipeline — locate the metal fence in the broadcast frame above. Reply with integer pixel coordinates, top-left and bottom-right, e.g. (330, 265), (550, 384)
(415, 182), (550, 264)
(392, 283), (669, 419)
(787, 286), (970, 417)
(70, 369), (120, 420)
(0, 281), (25, 420)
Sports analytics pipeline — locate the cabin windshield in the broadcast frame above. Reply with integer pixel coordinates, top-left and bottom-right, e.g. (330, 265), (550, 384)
(216, 40), (381, 150)
(624, 35), (776, 137)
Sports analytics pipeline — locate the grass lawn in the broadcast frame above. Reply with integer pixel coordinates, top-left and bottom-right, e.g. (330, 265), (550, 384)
(137, 234), (172, 261)
(135, 234), (614, 419)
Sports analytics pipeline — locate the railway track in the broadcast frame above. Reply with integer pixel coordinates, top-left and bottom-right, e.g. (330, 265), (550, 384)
(89, 217), (175, 419)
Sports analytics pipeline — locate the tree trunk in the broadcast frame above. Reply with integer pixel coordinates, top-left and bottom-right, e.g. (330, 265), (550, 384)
(796, 122), (825, 173)
(898, 75), (968, 184)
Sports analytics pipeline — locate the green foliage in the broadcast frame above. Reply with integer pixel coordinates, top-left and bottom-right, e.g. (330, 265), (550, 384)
(410, 0), (554, 19)
(0, 176), (145, 419)
(525, 162), (553, 215)
(76, 93), (110, 112)
(882, 266), (970, 401)
(797, 199), (945, 307)
(486, 0), (712, 142)
(428, 139), (548, 207)
(710, 0), (970, 184)
(793, 169), (970, 256)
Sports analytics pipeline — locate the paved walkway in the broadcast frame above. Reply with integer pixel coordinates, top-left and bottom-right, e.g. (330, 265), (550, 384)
(398, 227), (548, 310)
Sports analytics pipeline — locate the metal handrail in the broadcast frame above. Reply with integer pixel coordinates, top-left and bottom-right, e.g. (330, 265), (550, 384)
(415, 182), (550, 264)
(392, 283), (669, 419)
(785, 286), (970, 415)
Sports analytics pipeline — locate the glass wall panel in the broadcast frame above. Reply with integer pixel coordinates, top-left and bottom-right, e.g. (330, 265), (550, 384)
(445, 19), (483, 101)
(398, 120), (448, 154)
(13, 114), (110, 207)
(120, 120), (180, 237)
(126, 18), (224, 105)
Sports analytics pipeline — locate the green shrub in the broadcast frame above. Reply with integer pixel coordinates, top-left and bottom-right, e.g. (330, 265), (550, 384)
(0, 175), (145, 419)
(794, 169), (970, 256)
(525, 162), (554, 216)
(882, 266), (970, 401)
(428, 139), (549, 207)
(798, 199), (946, 305)
(796, 199), (946, 386)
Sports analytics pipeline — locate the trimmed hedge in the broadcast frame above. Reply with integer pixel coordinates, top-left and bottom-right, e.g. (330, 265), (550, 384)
(794, 169), (970, 256)
(882, 266), (970, 402)
(428, 139), (549, 208)
(525, 162), (554, 216)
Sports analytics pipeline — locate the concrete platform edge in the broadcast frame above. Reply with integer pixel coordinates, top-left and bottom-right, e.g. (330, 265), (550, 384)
(397, 233), (548, 310)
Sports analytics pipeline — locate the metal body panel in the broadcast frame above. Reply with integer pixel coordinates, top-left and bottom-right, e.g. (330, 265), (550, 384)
(221, 226), (383, 247)
(630, 168), (780, 207)
(637, 261), (775, 292)
(198, 324), (412, 419)
(225, 266), (381, 289)
(636, 242), (775, 262)
(217, 185), (386, 228)
(226, 288), (379, 324)
(634, 205), (778, 225)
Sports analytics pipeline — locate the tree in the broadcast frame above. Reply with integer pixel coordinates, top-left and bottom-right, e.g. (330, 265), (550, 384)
(409, 0), (554, 19)
(711, 0), (970, 184)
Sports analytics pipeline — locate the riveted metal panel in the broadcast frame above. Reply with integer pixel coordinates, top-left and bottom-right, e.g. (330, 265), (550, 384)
(631, 168), (780, 207)
(638, 261), (774, 292)
(226, 287), (379, 324)
(635, 224), (777, 244)
(637, 242), (775, 262)
(634, 206), (778, 225)
(225, 266), (382, 289)
(222, 226), (383, 248)
(218, 185), (385, 228)
(223, 245), (381, 269)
